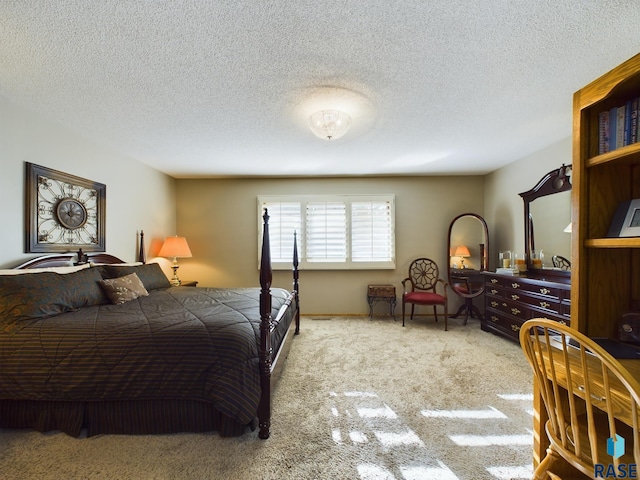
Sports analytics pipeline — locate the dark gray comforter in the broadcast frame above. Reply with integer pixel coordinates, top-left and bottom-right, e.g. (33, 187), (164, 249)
(0, 286), (295, 428)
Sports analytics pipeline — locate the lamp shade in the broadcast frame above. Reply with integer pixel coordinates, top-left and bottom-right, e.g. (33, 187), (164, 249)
(158, 236), (192, 258)
(308, 109), (351, 140)
(454, 245), (471, 257)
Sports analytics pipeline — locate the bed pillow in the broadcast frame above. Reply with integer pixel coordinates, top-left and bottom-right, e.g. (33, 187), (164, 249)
(98, 273), (149, 305)
(0, 267), (108, 322)
(0, 263), (91, 275)
(101, 263), (170, 290)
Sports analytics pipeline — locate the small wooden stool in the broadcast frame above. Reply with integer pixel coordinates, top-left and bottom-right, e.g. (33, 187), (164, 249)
(367, 284), (396, 320)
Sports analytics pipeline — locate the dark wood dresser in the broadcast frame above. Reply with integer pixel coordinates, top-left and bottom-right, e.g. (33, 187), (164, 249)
(482, 271), (571, 342)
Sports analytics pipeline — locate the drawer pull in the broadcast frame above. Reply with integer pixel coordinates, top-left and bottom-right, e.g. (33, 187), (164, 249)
(540, 301), (550, 309)
(511, 324), (521, 332)
(540, 287), (551, 295)
(511, 294), (520, 301)
(491, 289), (498, 295)
(491, 301), (499, 307)
(490, 316), (499, 322)
(511, 283), (520, 289)
(511, 308), (521, 315)
(491, 279), (498, 284)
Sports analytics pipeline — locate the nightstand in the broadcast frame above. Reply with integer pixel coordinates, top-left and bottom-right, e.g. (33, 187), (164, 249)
(367, 284), (396, 320)
(180, 280), (198, 287)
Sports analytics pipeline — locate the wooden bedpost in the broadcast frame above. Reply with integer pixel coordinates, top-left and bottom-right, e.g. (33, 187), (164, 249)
(293, 231), (300, 335)
(138, 230), (146, 264)
(258, 208), (273, 439)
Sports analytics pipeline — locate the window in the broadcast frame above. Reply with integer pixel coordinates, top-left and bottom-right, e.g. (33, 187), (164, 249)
(258, 195), (395, 270)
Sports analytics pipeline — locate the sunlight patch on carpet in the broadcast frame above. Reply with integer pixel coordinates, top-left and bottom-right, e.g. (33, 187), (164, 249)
(350, 431), (369, 444)
(449, 434), (533, 446)
(358, 461), (460, 480)
(330, 389), (533, 479)
(486, 465), (533, 479)
(497, 393), (533, 401)
(345, 391), (379, 397)
(373, 430), (425, 449)
(358, 404), (398, 419)
(400, 461), (460, 480)
(420, 406), (507, 419)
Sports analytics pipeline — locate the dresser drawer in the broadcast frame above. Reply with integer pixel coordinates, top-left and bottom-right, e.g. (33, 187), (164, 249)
(505, 279), (564, 301)
(485, 284), (503, 298)
(487, 296), (529, 319)
(484, 309), (525, 341)
(507, 290), (563, 316)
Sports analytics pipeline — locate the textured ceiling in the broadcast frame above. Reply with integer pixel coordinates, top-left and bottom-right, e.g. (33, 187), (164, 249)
(2, 1), (640, 178)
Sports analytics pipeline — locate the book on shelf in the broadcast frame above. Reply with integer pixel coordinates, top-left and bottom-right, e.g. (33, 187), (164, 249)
(599, 110), (610, 154)
(632, 97), (639, 144)
(624, 100), (632, 146)
(617, 105), (625, 149)
(598, 97), (640, 154)
(609, 106), (618, 151)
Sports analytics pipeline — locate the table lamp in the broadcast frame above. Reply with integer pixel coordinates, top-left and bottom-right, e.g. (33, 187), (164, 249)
(158, 236), (192, 285)
(454, 245), (471, 269)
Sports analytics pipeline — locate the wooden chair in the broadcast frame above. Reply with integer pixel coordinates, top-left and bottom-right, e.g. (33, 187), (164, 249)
(552, 255), (571, 270)
(520, 319), (640, 480)
(401, 258), (448, 330)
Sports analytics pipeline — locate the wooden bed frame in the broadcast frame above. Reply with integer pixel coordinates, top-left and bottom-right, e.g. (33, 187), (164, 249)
(11, 209), (300, 439)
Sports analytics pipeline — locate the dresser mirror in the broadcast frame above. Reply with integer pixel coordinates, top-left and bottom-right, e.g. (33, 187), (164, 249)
(447, 213), (489, 321)
(519, 164), (572, 277)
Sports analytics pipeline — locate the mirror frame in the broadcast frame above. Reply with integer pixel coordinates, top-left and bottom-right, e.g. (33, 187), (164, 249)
(447, 212), (489, 299)
(518, 164), (571, 278)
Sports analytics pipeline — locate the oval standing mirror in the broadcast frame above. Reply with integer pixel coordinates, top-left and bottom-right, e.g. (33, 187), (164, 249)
(447, 213), (489, 324)
(519, 164), (571, 278)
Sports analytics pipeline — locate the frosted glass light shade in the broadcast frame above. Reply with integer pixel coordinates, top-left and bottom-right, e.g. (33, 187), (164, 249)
(308, 110), (351, 140)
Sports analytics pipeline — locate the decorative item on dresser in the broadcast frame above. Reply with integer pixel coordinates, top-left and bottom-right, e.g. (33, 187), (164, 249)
(0, 210), (300, 440)
(482, 271), (570, 342)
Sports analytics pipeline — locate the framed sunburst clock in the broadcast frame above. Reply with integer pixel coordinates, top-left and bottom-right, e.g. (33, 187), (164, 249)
(25, 162), (106, 253)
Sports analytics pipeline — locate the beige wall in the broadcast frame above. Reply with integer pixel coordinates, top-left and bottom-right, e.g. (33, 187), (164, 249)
(175, 176), (485, 315)
(0, 90), (573, 316)
(483, 137), (572, 270)
(0, 96), (177, 269)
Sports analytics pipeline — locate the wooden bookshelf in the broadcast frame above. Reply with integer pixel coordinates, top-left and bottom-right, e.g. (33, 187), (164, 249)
(572, 52), (640, 337)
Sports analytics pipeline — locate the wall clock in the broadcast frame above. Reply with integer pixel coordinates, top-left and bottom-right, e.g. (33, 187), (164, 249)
(25, 163), (106, 253)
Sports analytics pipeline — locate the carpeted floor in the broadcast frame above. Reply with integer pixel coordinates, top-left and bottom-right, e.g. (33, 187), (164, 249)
(0, 316), (535, 480)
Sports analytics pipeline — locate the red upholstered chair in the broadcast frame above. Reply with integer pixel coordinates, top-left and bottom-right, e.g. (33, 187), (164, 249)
(401, 258), (449, 330)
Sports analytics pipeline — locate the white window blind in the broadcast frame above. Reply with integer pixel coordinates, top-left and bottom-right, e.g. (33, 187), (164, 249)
(351, 201), (394, 262)
(259, 195), (395, 270)
(306, 202), (347, 262)
(260, 202), (301, 263)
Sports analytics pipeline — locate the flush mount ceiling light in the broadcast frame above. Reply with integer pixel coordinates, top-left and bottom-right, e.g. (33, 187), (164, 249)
(308, 109), (351, 140)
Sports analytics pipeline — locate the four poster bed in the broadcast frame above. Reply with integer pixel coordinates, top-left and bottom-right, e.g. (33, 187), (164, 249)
(0, 210), (299, 439)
